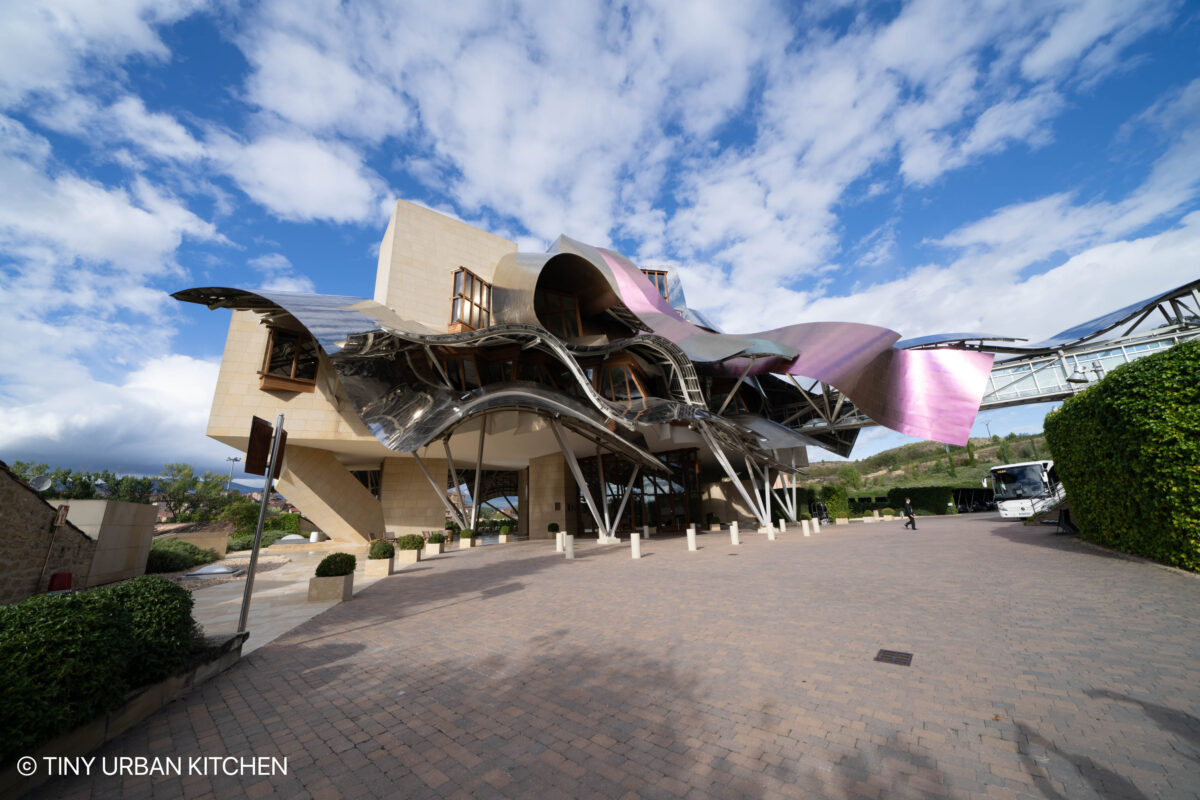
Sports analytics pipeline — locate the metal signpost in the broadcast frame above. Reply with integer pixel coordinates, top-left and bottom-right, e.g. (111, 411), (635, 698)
(237, 414), (286, 636)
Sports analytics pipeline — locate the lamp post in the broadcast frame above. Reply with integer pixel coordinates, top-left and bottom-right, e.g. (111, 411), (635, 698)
(226, 456), (242, 492)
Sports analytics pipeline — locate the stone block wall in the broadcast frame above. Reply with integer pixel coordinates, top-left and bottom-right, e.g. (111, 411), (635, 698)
(52, 499), (157, 587)
(528, 453), (575, 540)
(380, 456), (451, 536)
(0, 463), (95, 604)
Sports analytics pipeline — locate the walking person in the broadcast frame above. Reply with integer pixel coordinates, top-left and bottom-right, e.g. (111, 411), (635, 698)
(903, 497), (918, 530)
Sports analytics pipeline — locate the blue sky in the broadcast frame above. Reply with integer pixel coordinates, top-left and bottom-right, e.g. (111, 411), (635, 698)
(1, 0), (1198, 477)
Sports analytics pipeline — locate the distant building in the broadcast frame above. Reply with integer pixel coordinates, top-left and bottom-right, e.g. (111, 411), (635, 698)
(176, 200), (990, 543)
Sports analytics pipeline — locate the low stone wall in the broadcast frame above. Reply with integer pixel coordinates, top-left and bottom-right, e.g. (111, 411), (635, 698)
(52, 500), (157, 588)
(0, 632), (247, 798)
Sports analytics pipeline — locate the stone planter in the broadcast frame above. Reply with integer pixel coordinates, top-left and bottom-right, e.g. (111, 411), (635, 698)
(460, 538), (476, 549)
(425, 541), (444, 555)
(709, 524), (721, 531)
(835, 517), (849, 525)
(395, 548), (422, 565)
(497, 534), (512, 543)
(308, 573), (353, 602)
(365, 557), (393, 577)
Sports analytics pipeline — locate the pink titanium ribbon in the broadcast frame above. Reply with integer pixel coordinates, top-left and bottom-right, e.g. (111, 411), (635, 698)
(596, 248), (993, 445)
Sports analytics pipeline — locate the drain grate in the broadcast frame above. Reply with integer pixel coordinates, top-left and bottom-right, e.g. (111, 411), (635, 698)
(874, 649), (913, 666)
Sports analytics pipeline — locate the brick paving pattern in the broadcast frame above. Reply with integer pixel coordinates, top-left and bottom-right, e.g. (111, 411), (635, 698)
(30, 517), (1200, 799)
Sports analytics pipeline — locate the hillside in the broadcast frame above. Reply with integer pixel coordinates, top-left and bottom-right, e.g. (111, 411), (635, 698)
(804, 433), (1051, 495)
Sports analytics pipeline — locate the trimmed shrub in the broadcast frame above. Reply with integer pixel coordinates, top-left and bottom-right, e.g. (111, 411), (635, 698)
(368, 540), (395, 559)
(886, 487), (957, 515)
(315, 553), (356, 577)
(0, 591), (134, 764)
(220, 498), (262, 533)
(145, 537), (218, 574)
(500, 525), (510, 535)
(101, 576), (197, 685)
(460, 528), (475, 539)
(547, 522), (560, 533)
(428, 532), (445, 544)
(1044, 340), (1200, 570)
(397, 534), (425, 550)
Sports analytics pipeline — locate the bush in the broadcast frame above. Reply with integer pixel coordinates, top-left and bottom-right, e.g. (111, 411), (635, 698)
(396, 534), (425, 550)
(315, 553), (356, 577)
(145, 538), (218, 574)
(227, 528), (288, 552)
(1044, 340), (1200, 570)
(500, 525), (510, 535)
(547, 522), (560, 533)
(460, 528), (475, 539)
(101, 576), (197, 685)
(368, 540), (395, 559)
(0, 591), (134, 764)
(220, 499), (262, 533)
(428, 532), (445, 544)
(264, 512), (301, 535)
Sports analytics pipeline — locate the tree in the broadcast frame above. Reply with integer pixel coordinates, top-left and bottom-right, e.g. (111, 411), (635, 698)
(836, 464), (861, 490)
(945, 452), (957, 477)
(966, 441), (976, 465)
(97, 471), (155, 504)
(160, 463), (198, 520)
(997, 440), (1013, 464)
(9, 461), (49, 484)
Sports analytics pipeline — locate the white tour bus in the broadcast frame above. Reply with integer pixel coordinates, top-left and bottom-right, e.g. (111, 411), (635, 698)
(989, 461), (1065, 519)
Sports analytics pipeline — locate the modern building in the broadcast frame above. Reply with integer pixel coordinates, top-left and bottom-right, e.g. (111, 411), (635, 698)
(176, 200), (993, 544)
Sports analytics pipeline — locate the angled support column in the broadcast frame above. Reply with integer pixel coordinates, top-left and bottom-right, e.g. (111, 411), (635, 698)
(596, 449), (612, 536)
(441, 438), (466, 524)
(414, 451), (467, 530)
(697, 423), (769, 528)
(715, 356), (756, 416)
(609, 465), (641, 538)
(551, 421), (609, 542)
(470, 421), (486, 530)
(743, 456), (770, 523)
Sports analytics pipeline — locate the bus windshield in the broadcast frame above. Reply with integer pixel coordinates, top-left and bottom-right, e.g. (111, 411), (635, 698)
(992, 465), (1048, 499)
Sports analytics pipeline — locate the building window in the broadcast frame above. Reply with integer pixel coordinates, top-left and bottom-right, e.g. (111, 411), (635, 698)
(642, 269), (669, 301)
(596, 356), (648, 402)
(535, 289), (582, 339)
(259, 327), (319, 392)
(450, 267), (491, 331)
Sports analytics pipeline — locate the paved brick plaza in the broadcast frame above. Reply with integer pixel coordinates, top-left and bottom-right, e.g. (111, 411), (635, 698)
(36, 517), (1200, 799)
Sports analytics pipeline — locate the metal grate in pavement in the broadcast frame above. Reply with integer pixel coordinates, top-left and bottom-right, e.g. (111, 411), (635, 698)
(874, 649), (913, 666)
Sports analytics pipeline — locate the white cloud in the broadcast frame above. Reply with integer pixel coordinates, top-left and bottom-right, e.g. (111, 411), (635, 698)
(211, 133), (386, 224)
(249, 252), (316, 293)
(0, 354), (230, 474)
(0, 0), (208, 107)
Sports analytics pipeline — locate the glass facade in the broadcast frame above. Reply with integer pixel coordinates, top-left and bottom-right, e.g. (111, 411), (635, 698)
(575, 448), (701, 535)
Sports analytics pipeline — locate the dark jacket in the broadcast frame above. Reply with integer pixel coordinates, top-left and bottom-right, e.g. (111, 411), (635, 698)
(904, 500), (914, 517)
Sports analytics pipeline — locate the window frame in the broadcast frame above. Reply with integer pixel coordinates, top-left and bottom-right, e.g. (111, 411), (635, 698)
(641, 269), (669, 301)
(536, 288), (583, 340)
(258, 326), (319, 393)
(449, 267), (492, 331)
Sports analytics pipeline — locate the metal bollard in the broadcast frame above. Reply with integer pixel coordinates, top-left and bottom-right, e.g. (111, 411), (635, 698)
(631, 532), (641, 559)
(686, 526), (697, 551)
(564, 534), (575, 560)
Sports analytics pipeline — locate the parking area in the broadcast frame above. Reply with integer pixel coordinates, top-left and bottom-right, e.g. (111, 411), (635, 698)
(32, 516), (1200, 799)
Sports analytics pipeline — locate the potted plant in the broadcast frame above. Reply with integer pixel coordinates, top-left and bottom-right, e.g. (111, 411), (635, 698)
(460, 528), (476, 548)
(308, 552), (356, 601)
(426, 531), (445, 555)
(547, 522), (560, 542)
(498, 524), (512, 543)
(365, 540), (394, 577)
(707, 512), (721, 532)
(396, 534), (424, 564)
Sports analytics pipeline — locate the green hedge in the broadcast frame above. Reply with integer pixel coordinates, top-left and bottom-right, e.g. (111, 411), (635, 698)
(1044, 340), (1200, 570)
(820, 485), (849, 518)
(397, 534), (425, 550)
(145, 538), (218, 573)
(227, 528), (288, 552)
(886, 487), (957, 516)
(101, 577), (197, 684)
(428, 532), (445, 544)
(265, 512), (301, 535)
(0, 576), (198, 765)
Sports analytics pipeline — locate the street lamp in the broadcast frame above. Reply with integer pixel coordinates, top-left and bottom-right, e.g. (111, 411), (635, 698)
(225, 456), (242, 492)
